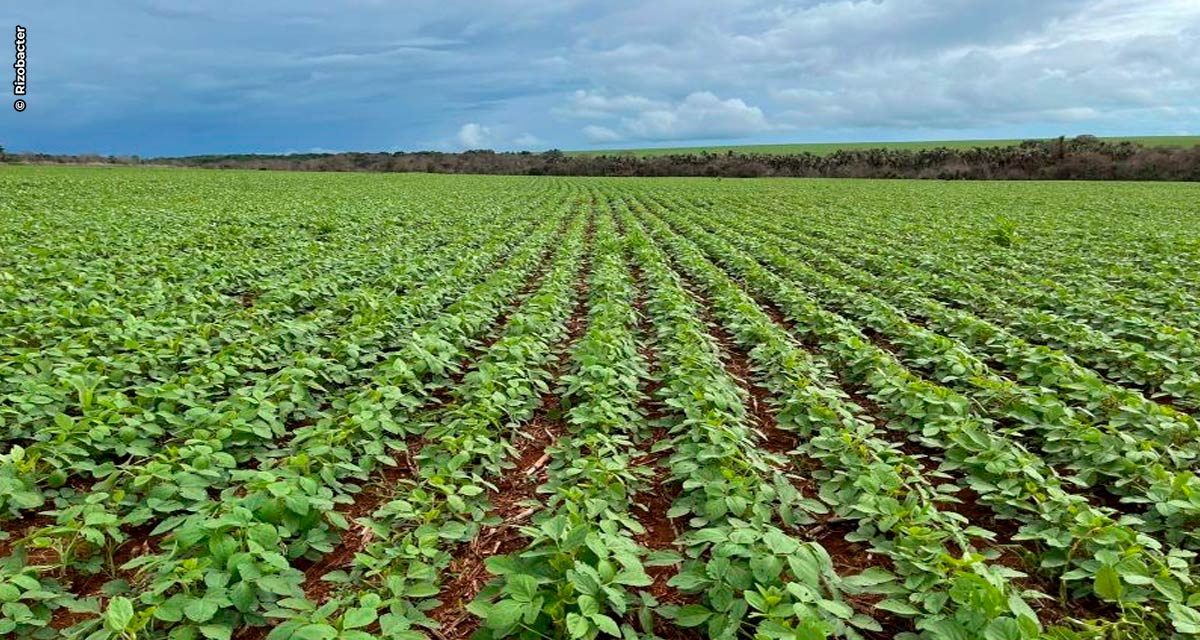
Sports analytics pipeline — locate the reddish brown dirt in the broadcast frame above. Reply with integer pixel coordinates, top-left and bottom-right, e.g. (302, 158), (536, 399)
(0, 513), (54, 558)
(677, 252), (920, 638)
(617, 219), (704, 640)
(629, 460), (697, 640)
(634, 229), (915, 638)
(672, 276), (913, 632)
(640, 213), (1129, 636)
(222, 288), (260, 308)
(859, 326), (904, 357)
(50, 605), (96, 631)
(428, 210), (596, 640)
(428, 404), (562, 640)
(25, 519), (163, 631)
(633, 472), (685, 606)
(676, 280), (801, 459)
(749, 294), (943, 482)
(480, 217), (575, 348)
(239, 325), (570, 640)
(800, 519), (916, 638)
(236, 447), (421, 640)
(629, 264), (666, 427)
(625, 407), (685, 613)
(710, 320), (795, 456)
(300, 456), (416, 605)
(629, 254), (689, 593)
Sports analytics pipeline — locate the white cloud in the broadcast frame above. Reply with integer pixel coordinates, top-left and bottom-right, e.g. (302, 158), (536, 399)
(513, 132), (542, 147)
(622, 91), (771, 140)
(456, 122), (491, 148)
(575, 91), (773, 143)
(559, 90), (668, 119)
(561, 0), (1199, 140)
(583, 125), (622, 142)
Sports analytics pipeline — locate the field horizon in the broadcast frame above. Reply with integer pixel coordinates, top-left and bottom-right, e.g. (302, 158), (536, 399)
(567, 134), (1200, 157)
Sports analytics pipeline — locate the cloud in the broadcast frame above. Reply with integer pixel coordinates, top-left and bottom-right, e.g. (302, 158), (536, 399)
(558, 90), (668, 119)
(513, 132), (542, 147)
(4, 0), (1199, 154)
(583, 125), (622, 142)
(457, 123), (491, 148)
(574, 91), (773, 142)
(621, 91), (772, 140)
(767, 5), (1200, 133)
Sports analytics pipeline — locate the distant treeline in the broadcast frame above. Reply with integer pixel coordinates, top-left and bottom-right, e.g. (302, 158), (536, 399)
(4, 136), (1199, 180)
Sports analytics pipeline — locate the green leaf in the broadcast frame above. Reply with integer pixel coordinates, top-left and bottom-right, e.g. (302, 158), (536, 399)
(485, 556), (520, 576)
(817, 599), (853, 620)
(613, 567), (652, 587)
(343, 607), (377, 629)
(674, 605), (712, 627)
(155, 594), (187, 622)
(229, 582), (257, 612)
(566, 612), (591, 639)
(922, 619), (970, 640)
(1094, 565), (1123, 602)
(591, 613), (620, 636)
(644, 550), (682, 567)
(293, 624), (339, 640)
(185, 597), (220, 623)
(1170, 603), (1200, 634)
(505, 574), (540, 603)
(875, 599), (920, 616)
(666, 571), (709, 591)
(404, 583), (440, 598)
(577, 595), (600, 617)
(104, 596), (135, 632)
(748, 554), (787, 583)
(259, 575), (299, 596)
(844, 567), (896, 588)
(983, 618), (1022, 640)
(795, 617), (832, 640)
(439, 521), (468, 540)
(0, 584), (20, 602)
(485, 599), (524, 630)
(705, 556), (731, 581)
(284, 494), (310, 516)
(1006, 593), (1039, 628)
(200, 623), (233, 640)
(788, 551), (819, 587)
(1155, 576), (1184, 603)
(763, 529), (799, 555)
(8, 575), (39, 590)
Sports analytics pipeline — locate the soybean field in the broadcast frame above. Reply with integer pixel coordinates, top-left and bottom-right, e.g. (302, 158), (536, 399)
(3, 166), (1200, 640)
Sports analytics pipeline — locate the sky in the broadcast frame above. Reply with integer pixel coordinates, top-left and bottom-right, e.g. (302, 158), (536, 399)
(1, 0), (1198, 156)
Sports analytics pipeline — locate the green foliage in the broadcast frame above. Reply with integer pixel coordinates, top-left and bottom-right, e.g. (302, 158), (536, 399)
(1, 168), (1199, 640)
(987, 217), (1021, 247)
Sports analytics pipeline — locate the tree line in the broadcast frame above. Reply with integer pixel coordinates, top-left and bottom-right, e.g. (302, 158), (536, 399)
(3, 136), (1198, 180)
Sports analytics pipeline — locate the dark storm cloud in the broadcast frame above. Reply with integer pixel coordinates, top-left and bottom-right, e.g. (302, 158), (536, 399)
(0, 0), (1195, 155)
